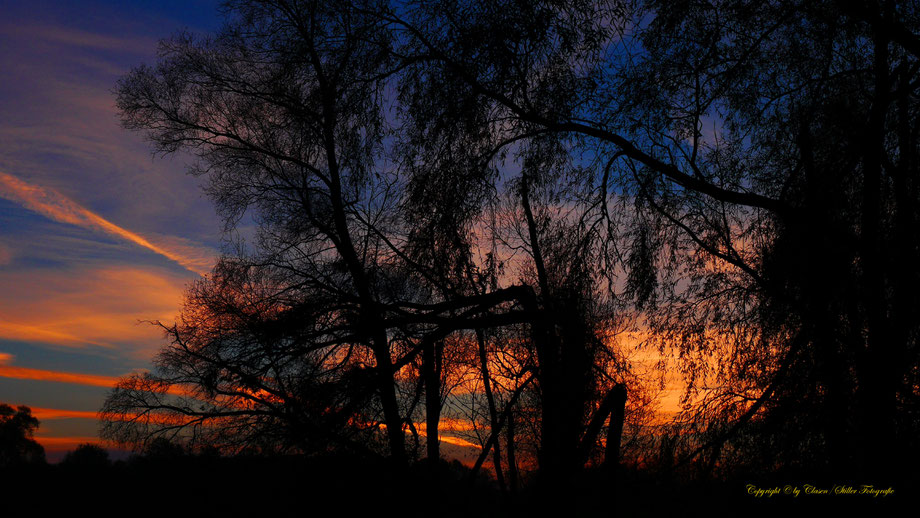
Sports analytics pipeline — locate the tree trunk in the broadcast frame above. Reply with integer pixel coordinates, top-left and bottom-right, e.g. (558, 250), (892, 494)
(373, 335), (408, 466)
(857, 23), (895, 477)
(604, 384), (627, 467)
(476, 329), (507, 492)
(423, 338), (442, 475)
(507, 409), (519, 493)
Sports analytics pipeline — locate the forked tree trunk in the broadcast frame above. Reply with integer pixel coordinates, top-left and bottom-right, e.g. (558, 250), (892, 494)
(476, 329), (507, 492)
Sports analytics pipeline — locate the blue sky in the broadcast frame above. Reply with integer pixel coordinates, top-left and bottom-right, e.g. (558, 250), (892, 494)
(0, 0), (226, 459)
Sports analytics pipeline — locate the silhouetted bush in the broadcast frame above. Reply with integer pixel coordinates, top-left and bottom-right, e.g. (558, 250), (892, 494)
(60, 443), (110, 470)
(0, 403), (45, 467)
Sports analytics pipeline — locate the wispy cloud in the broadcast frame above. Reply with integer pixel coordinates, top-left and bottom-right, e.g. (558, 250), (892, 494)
(414, 419), (482, 450)
(437, 435), (482, 449)
(30, 407), (100, 420)
(0, 322), (109, 348)
(0, 23), (157, 55)
(0, 265), (188, 351)
(0, 364), (121, 388)
(0, 171), (215, 275)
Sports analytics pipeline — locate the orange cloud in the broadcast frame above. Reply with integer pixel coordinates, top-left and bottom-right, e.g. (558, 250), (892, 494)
(416, 417), (478, 434)
(0, 170), (214, 275)
(414, 419), (483, 450)
(30, 407), (195, 426)
(0, 265), (188, 352)
(0, 322), (109, 348)
(0, 364), (203, 409)
(30, 407), (100, 420)
(0, 364), (120, 388)
(437, 435), (482, 449)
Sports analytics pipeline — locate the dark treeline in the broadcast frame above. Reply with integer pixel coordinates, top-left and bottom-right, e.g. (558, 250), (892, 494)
(25, 0), (916, 511)
(0, 407), (902, 515)
(1, 433), (486, 516)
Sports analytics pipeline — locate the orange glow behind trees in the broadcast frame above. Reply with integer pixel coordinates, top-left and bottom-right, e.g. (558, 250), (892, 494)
(44, 1), (915, 502)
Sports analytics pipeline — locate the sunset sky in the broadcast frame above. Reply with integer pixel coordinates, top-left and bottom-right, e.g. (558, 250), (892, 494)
(0, 0), (687, 463)
(0, 0), (224, 460)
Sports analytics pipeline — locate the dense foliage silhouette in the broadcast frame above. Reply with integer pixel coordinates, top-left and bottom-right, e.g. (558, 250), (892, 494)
(94, 0), (920, 508)
(0, 403), (45, 468)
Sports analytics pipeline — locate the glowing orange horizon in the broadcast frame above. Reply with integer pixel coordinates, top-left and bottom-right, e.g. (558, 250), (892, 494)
(34, 435), (105, 452)
(432, 435), (482, 449)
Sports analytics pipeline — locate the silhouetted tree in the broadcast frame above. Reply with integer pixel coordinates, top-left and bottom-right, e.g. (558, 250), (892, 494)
(102, 259), (386, 456)
(102, 0), (426, 463)
(613, 0), (920, 480)
(101, 0), (920, 495)
(101, 0), (594, 475)
(143, 437), (187, 460)
(61, 443), (110, 470)
(0, 404), (45, 467)
(385, 0), (920, 481)
(389, 0), (655, 491)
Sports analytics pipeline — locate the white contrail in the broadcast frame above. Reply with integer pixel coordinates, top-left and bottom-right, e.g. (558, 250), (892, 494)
(0, 170), (214, 275)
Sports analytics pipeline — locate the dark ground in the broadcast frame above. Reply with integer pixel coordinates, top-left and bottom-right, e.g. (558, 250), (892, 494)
(0, 454), (913, 517)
